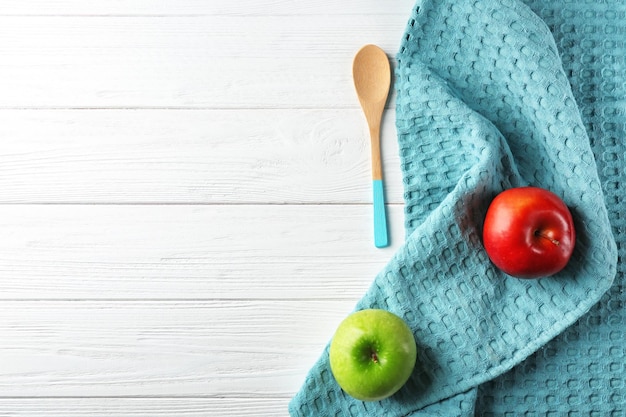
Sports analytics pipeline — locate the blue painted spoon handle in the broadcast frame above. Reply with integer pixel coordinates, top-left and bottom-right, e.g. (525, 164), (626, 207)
(373, 179), (389, 248)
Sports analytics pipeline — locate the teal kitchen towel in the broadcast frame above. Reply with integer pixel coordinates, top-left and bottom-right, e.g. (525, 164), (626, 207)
(289, 0), (621, 415)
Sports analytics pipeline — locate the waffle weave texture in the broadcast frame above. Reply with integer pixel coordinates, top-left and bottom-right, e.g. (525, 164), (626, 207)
(289, 0), (622, 415)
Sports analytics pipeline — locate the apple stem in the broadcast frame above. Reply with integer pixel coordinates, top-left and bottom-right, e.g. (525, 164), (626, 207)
(535, 230), (560, 246)
(370, 350), (379, 364)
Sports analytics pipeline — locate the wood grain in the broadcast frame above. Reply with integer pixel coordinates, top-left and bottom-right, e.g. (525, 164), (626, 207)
(0, 0), (415, 16)
(0, 109), (402, 204)
(0, 399), (288, 416)
(0, 15), (408, 109)
(0, 300), (349, 397)
(0, 57), (393, 110)
(0, 204), (404, 300)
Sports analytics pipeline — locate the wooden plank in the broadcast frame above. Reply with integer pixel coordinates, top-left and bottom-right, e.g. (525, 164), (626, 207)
(0, 299), (354, 397)
(0, 398), (289, 417)
(0, 204), (405, 300)
(0, 16), (407, 108)
(0, 109), (403, 204)
(0, 0), (416, 16)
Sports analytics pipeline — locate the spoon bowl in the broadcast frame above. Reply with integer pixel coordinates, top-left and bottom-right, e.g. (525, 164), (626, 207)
(353, 45), (392, 105)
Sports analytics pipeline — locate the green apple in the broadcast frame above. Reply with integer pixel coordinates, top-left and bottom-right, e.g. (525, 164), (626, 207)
(329, 309), (417, 401)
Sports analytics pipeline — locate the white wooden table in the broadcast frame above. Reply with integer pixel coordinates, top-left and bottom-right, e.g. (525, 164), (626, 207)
(0, 1), (416, 415)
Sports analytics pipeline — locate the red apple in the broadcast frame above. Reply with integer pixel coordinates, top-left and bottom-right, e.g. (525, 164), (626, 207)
(482, 186), (575, 279)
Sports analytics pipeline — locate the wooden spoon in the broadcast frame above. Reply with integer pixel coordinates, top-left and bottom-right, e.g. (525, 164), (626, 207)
(353, 44), (391, 248)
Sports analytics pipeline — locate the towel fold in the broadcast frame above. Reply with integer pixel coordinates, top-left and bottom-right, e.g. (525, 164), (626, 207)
(289, 0), (621, 415)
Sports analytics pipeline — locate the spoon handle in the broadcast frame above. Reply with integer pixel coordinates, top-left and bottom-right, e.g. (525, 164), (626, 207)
(373, 179), (389, 248)
(370, 125), (388, 248)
